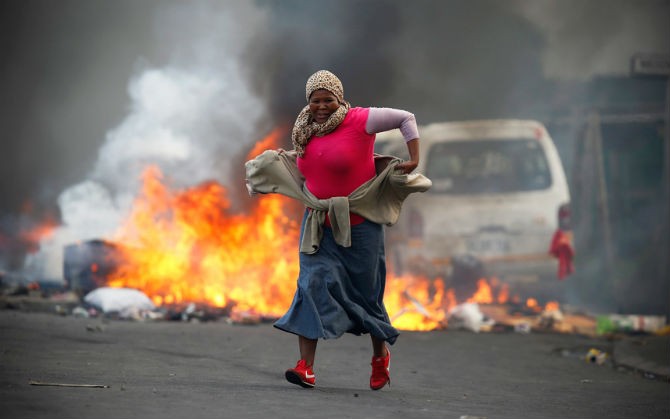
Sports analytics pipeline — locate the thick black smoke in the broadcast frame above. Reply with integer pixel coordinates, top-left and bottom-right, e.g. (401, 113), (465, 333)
(0, 0), (165, 216)
(246, 0), (546, 126)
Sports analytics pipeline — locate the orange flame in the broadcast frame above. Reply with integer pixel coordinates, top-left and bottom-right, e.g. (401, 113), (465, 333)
(383, 275), (456, 331)
(545, 301), (560, 312)
(105, 130), (301, 317)
(487, 276), (509, 304)
(496, 283), (509, 304)
(467, 278), (493, 304)
(246, 127), (284, 160)
(526, 297), (544, 313)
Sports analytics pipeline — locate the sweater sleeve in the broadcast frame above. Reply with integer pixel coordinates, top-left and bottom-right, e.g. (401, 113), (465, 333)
(365, 107), (419, 142)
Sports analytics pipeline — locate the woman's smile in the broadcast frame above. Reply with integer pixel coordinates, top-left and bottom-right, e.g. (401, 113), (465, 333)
(309, 89), (340, 123)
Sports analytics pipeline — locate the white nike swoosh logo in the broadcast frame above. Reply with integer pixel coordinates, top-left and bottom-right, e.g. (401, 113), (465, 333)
(305, 372), (315, 379)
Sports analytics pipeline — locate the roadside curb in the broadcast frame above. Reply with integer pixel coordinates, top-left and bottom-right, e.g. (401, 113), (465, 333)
(612, 335), (670, 381)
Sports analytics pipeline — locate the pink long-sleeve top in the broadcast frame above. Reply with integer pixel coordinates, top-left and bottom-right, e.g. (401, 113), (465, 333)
(297, 107), (418, 226)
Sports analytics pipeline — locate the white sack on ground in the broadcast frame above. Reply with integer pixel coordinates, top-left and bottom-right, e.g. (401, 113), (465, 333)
(448, 302), (486, 333)
(84, 287), (155, 313)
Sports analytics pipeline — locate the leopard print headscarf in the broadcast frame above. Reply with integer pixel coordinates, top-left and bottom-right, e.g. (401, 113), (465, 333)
(291, 70), (351, 157)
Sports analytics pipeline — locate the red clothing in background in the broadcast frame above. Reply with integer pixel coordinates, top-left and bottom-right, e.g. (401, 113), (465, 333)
(549, 229), (574, 280)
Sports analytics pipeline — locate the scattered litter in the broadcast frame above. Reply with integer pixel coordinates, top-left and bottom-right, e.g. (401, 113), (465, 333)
(513, 321), (532, 334)
(448, 303), (493, 333)
(72, 306), (90, 318)
(54, 305), (69, 316)
(83, 287), (155, 315)
(580, 379), (593, 384)
(117, 305), (164, 321)
(228, 310), (262, 325)
(49, 290), (80, 303)
(538, 307), (564, 329)
(29, 380), (109, 388)
(170, 303), (222, 322)
(596, 314), (667, 335)
(183, 302), (197, 321)
(85, 324), (104, 333)
(585, 348), (608, 365)
(643, 372), (657, 380)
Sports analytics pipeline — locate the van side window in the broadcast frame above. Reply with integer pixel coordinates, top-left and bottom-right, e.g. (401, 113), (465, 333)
(426, 139), (552, 194)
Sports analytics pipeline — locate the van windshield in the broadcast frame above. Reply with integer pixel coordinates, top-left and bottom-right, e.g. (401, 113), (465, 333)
(425, 139), (552, 194)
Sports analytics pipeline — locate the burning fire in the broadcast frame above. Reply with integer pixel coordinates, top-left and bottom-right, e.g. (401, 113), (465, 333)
(102, 130), (560, 331)
(106, 166), (301, 316)
(385, 274), (455, 331)
(106, 129), (300, 317)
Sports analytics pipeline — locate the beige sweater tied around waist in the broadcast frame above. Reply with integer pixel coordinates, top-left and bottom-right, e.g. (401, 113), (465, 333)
(244, 150), (432, 254)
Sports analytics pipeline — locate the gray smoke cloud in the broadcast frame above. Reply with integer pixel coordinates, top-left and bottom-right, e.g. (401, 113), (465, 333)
(245, 0), (668, 122)
(23, 1), (270, 279)
(515, 0), (670, 80)
(245, 0), (547, 122)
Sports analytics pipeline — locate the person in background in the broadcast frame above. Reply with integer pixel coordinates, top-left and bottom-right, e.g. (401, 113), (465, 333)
(273, 70), (421, 390)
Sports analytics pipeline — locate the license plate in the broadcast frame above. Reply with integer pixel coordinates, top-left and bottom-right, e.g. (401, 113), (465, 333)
(466, 236), (510, 255)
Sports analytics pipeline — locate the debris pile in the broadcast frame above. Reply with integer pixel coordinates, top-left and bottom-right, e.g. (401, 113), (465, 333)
(1, 273), (666, 339)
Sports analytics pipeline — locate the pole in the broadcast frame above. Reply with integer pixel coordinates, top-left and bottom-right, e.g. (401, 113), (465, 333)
(663, 76), (670, 318)
(589, 112), (615, 282)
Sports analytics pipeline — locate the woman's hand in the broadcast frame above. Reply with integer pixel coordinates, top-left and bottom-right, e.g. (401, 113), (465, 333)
(396, 160), (418, 174)
(396, 138), (420, 173)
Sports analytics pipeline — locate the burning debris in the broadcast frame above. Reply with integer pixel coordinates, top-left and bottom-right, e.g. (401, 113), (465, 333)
(103, 163), (302, 319)
(39, 160), (636, 331)
(3, 261), (667, 340)
(64, 240), (123, 297)
(3, 162), (662, 334)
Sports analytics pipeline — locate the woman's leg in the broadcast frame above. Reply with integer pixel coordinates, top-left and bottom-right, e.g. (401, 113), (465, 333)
(286, 335), (318, 387)
(370, 335), (388, 358)
(370, 335), (391, 389)
(299, 335), (318, 365)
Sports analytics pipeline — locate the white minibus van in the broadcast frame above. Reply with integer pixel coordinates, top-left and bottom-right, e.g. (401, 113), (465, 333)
(379, 119), (571, 298)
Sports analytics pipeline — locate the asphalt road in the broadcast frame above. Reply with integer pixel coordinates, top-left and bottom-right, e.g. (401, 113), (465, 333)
(1, 310), (667, 419)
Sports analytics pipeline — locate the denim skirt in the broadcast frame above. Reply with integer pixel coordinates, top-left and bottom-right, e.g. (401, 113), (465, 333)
(273, 213), (399, 344)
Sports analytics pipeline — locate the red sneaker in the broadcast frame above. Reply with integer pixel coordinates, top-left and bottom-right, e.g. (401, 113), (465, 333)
(370, 348), (391, 390)
(285, 359), (315, 388)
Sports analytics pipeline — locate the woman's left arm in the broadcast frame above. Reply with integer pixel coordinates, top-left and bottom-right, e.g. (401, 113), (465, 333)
(396, 138), (419, 174)
(367, 107), (420, 174)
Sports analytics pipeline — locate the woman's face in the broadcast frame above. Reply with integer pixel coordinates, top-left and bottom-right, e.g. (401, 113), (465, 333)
(309, 89), (340, 123)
